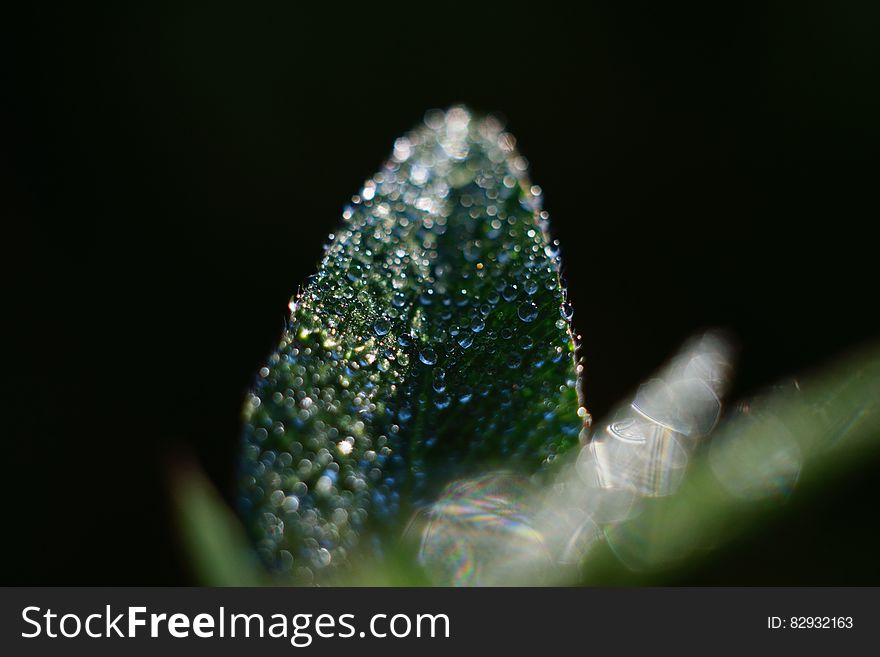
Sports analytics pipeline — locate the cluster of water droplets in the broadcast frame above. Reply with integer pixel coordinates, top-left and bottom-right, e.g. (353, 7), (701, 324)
(238, 107), (583, 583)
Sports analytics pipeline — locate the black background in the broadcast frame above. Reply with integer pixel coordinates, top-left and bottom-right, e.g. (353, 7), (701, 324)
(2, 2), (878, 584)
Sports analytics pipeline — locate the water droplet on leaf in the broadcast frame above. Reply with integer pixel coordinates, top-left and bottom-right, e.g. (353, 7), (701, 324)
(420, 347), (438, 366)
(518, 301), (539, 322)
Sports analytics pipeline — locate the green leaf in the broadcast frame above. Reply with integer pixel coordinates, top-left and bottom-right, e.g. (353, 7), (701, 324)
(171, 459), (267, 586)
(237, 107), (584, 583)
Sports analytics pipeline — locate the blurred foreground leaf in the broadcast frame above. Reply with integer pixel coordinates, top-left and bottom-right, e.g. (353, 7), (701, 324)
(578, 343), (880, 584)
(171, 461), (266, 586)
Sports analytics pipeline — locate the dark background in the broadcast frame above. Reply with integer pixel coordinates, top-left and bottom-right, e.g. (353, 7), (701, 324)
(2, 2), (878, 584)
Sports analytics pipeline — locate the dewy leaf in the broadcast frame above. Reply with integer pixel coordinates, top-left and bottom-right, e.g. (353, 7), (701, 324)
(238, 107), (584, 583)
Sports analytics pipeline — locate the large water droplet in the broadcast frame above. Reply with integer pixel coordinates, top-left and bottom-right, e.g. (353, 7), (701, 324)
(518, 301), (539, 322)
(420, 347), (438, 365)
(282, 495), (300, 513)
(316, 548), (332, 567)
(458, 334), (474, 349)
(374, 317), (391, 336)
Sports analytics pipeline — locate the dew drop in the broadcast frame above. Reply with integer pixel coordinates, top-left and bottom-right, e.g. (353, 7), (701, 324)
(419, 347), (438, 365)
(502, 284), (519, 302)
(374, 317), (391, 336)
(316, 548), (332, 567)
(518, 301), (539, 322)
